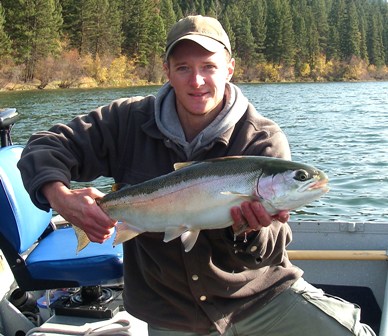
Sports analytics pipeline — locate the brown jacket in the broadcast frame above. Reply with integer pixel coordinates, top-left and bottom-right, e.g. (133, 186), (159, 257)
(18, 94), (303, 334)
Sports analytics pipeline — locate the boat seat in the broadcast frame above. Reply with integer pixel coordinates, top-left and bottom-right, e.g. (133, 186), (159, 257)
(0, 145), (123, 291)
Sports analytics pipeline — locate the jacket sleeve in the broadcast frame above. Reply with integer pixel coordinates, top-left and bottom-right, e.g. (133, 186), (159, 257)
(223, 221), (292, 269)
(17, 97), (139, 211)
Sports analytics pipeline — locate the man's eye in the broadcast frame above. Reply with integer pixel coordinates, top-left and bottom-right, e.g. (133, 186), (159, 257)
(205, 64), (217, 70)
(176, 66), (189, 72)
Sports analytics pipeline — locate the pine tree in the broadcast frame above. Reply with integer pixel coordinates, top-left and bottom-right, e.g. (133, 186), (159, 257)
(280, 0), (295, 66)
(342, 0), (361, 60)
(265, 0), (283, 64)
(235, 16), (256, 67)
(367, 5), (385, 67)
(355, 0), (368, 62)
(291, 0), (309, 72)
(60, 0), (82, 50)
(327, 0), (345, 60)
(171, 0), (183, 20)
(78, 0), (122, 57)
(311, 0), (329, 55)
(266, 0), (295, 66)
(122, 0), (157, 64)
(160, 0), (176, 34)
(145, 13), (166, 82)
(2, 0), (63, 81)
(0, 2), (11, 62)
(306, 12), (321, 68)
(250, 0), (267, 63)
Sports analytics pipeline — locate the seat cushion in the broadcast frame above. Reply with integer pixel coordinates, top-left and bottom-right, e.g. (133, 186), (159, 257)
(0, 145), (52, 252)
(26, 227), (123, 286)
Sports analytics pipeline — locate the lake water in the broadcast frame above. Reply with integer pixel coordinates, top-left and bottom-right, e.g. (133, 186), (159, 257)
(1, 82), (387, 222)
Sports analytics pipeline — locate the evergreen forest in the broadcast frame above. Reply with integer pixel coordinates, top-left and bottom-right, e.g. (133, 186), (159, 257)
(1, 0), (388, 90)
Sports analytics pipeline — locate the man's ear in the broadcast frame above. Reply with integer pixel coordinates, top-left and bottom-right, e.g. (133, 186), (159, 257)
(163, 62), (170, 80)
(227, 58), (235, 81)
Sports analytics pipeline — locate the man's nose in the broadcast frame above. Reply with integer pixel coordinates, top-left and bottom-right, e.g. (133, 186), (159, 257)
(189, 70), (205, 87)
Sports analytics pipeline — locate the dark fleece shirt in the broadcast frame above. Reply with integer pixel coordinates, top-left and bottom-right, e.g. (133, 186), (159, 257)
(18, 94), (303, 334)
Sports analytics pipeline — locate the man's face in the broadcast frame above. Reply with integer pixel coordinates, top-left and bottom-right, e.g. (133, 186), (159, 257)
(164, 40), (235, 119)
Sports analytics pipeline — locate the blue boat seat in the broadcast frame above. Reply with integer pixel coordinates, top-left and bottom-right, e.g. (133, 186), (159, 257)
(0, 145), (123, 291)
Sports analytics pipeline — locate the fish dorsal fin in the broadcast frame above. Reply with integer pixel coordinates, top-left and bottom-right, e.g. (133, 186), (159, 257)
(111, 183), (130, 192)
(164, 226), (189, 242)
(173, 161), (198, 170)
(113, 222), (143, 246)
(181, 230), (200, 252)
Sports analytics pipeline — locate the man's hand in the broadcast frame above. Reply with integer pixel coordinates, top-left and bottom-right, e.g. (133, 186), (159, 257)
(231, 201), (290, 235)
(42, 181), (117, 243)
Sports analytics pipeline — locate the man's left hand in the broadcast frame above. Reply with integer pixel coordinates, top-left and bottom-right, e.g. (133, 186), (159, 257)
(231, 201), (290, 235)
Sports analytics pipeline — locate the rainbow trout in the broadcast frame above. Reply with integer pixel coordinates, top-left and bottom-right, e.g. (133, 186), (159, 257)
(74, 156), (329, 252)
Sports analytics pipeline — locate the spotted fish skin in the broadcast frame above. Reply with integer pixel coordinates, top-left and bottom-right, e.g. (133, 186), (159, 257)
(74, 156), (329, 252)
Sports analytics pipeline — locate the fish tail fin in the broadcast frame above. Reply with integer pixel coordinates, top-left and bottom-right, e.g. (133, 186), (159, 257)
(72, 225), (91, 253)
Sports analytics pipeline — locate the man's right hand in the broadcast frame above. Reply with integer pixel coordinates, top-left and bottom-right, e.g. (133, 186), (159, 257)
(42, 181), (117, 243)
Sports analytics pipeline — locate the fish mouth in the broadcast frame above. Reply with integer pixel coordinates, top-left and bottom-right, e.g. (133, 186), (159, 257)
(309, 178), (329, 192)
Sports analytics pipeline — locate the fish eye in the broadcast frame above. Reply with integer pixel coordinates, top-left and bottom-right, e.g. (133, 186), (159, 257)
(294, 169), (309, 181)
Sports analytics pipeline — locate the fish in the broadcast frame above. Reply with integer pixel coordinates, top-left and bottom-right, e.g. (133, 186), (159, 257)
(73, 156), (329, 253)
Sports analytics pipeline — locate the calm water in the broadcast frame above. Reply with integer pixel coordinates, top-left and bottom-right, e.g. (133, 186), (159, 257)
(1, 82), (387, 222)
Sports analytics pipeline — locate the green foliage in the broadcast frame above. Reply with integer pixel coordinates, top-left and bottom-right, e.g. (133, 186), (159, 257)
(2, 0), (388, 86)
(0, 2), (11, 62)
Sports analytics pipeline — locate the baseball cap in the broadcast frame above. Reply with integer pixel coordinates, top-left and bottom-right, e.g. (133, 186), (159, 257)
(165, 15), (232, 59)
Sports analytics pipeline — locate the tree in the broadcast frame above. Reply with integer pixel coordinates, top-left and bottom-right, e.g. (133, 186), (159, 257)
(291, 0), (309, 70)
(160, 0), (176, 34)
(250, 0), (267, 63)
(327, 0), (345, 60)
(235, 16), (256, 70)
(122, 0), (157, 65)
(77, 0), (122, 57)
(266, 0), (284, 65)
(60, 0), (82, 50)
(145, 14), (166, 82)
(341, 0), (361, 60)
(3, 0), (63, 81)
(0, 2), (11, 62)
(311, 0), (329, 54)
(266, 0), (295, 66)
(367, 6), (385, 67)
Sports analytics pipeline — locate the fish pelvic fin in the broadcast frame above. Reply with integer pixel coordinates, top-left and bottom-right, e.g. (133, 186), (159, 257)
(164, 226), (189, 242)
(163, 226), (201, 252)
(113, 222), (143, 246)
(72, 225), (91, 253)
(181, 230), (200, 252)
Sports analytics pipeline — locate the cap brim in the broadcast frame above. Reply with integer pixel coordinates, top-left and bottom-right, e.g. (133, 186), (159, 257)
(166, 35), (226, 58)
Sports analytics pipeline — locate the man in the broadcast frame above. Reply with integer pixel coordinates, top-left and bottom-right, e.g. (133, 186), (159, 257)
(18, 15), (374, 336)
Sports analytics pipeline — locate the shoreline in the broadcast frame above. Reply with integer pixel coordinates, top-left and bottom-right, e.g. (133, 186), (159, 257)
(2, 77), (387, 94)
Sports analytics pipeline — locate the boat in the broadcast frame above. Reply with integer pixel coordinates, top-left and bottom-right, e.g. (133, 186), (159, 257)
(0, 108), (386, 335)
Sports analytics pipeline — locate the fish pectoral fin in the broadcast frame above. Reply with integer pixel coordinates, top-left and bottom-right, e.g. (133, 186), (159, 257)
(72, 225), (91, 253)
(113, 222), (143, 246)
(181, 230), (200, 252)
(220, 191), (251, 198)
(164, 226), (189, 243)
